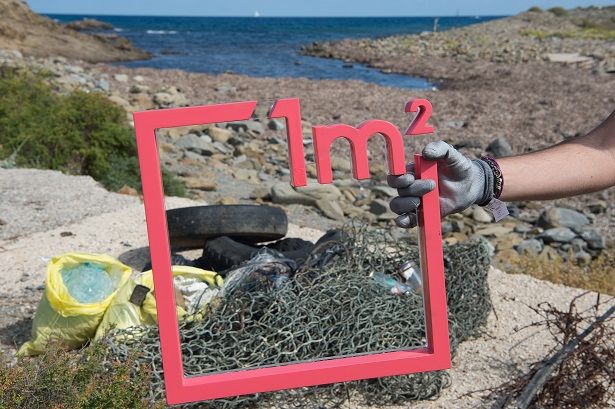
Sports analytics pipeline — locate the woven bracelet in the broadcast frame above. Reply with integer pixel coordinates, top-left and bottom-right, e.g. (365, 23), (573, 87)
(480, 156), (504, 199)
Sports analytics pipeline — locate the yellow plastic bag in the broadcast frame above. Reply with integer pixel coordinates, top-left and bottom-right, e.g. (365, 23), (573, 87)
(18, 253), (132, 356)
(94, 265), (223, 340)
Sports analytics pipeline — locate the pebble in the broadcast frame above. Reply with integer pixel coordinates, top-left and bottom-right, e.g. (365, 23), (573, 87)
(369, 199), (390, 215)
(486, 137), (513, 157)
(579, 228), (606, 250)
(208, 126), (233, 143)
(175, 134), (215, 156)
(95, 79), (110, 93)
(183, 177), (217, 191)
(472, 206), (493, 223)
(114, 74), (128, 82)
(538, 227), (577, 243)
(316, 199), (345, 221)
(268, 119), (286, 131)
(129, 84), (150, 93)
(516, 238), (543, 256)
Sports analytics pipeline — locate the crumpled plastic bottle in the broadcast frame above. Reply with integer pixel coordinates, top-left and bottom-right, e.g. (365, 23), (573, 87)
(61, 262), (115, 304)
(370, 271), (411, 295)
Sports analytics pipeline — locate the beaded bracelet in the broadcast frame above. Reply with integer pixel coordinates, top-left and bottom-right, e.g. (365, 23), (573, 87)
(480, 156), (504, 199)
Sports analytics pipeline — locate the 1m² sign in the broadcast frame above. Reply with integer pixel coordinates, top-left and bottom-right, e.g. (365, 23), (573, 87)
(134, 98), (450, 405)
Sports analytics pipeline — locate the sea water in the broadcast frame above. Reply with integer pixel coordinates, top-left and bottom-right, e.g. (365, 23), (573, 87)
(61, 262), (115, 303)
(47, 15), (502, 89)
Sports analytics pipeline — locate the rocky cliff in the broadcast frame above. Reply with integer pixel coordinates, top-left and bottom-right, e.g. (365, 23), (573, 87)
(0, 0), (149, 62)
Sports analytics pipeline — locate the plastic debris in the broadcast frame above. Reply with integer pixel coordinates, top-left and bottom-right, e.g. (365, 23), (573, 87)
(370, 271), (411, 295)
(61, 262), (117, 303)
(398, 260), (422, 293)
(221, 249), (296, 296)
(173, 275), (219, 315)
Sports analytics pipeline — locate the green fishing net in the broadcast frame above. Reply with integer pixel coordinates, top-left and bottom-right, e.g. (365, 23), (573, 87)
(104, 225), (492, 408)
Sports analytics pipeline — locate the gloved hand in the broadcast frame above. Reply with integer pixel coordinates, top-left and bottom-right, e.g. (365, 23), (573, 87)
(387, 141), (493, 228)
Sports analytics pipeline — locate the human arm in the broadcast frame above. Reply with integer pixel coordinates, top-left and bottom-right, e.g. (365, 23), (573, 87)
(499, 110), (615, 201)
(387, 110), (615, 228)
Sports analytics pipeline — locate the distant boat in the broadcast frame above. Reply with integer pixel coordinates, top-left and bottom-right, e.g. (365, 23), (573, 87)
(254, 10), (260, 17)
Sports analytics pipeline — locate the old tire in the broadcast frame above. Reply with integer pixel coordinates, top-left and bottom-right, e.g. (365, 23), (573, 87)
(166, 205), (288, 250)
(199, 236), (316, 272)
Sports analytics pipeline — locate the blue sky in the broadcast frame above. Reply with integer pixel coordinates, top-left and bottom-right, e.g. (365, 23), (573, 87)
(27, 0), (614, 17)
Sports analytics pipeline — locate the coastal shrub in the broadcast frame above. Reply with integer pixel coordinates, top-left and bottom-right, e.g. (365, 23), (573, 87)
(547, 7), (568, 17)
(527, 6), (542, 12)
(519, 28), (548, 40)
(0, 67), (185, 195)
(0, 343), (161, 409)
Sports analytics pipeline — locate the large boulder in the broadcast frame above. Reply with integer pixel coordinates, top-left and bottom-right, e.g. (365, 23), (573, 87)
(537, 207), (589, 230)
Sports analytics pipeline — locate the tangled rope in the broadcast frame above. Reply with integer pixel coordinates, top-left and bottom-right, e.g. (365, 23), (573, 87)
(104, 225), (492, 407)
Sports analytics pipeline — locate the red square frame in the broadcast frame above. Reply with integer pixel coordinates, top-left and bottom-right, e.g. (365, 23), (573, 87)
(133, 101), (450, 405)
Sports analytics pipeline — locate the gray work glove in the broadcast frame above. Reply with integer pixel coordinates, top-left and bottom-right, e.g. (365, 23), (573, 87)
(387, 141), (493, 228)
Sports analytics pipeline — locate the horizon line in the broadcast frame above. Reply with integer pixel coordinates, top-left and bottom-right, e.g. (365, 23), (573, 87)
(42, 12), (507, 18)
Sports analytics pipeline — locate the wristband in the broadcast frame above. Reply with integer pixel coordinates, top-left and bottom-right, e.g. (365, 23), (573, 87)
(481, 156), (504, 199)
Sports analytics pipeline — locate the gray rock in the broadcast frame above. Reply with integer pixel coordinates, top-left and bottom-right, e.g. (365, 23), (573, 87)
(212, 141), (231, 154)
(227, 120), (264, 135)
(175, 134), (215, 155)
(573, 251), (592, 265)
(268, 119), (286, 131)
(486, 137), (513, 158)
(537, 207), (590, 230)
(296, 183), (342, 201)
(316, 199), (345, 221)
(369, 199), (389, 215)
(516, 239), (543, 256)
(153, 92), (174, 106)
(587, 200), (607, 214)
(271, 182), (316, 206)
(514, 223), (533, 234)
(518, 210), (539, 224)
(129, 84), (150, 94)
(95, 79), (110, 93)
(444, 120), (465, 129)
(247, 120), (264, 135)
(114, 74), (128, 82)
(538, 227), (577, 243)
(441, 222), (454, 235)
(570, 238), (587, 253)
(579, 228), (606, 250)
(208, 126), (233, 143)
(451, 220), (465, 232)
(371, 185), (397, 198)
(472, 206), (493, 223)
(153, 87), (188, 107)
(65, 65), (84, 74)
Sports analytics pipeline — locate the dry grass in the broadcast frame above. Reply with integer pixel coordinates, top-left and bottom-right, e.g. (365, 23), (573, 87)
(501, 248), (615, 296)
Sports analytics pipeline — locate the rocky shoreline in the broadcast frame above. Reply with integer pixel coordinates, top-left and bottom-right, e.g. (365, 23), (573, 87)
(302, 7), (615, 81)
(1, 44), (614, 271)
(1, 4), (615, 273)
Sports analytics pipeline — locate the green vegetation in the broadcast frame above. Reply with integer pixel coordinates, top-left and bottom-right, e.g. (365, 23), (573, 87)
(548, 6), (568, 17)
(519, 28), (549, 40)
(577, 26), (615, 40)
(0, 343), (162, 409)
(0, 67), (185, 196)
(520, 26), (615, 41)
(527, 6), (542, 12)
